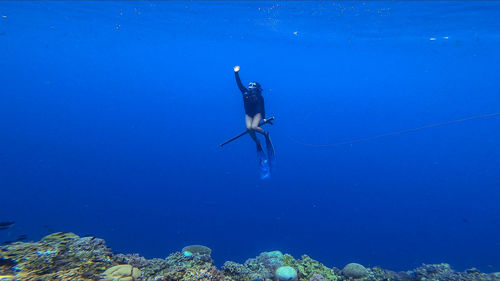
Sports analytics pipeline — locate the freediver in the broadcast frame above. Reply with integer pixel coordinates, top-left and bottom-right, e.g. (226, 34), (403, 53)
(233, 65), (274, 163)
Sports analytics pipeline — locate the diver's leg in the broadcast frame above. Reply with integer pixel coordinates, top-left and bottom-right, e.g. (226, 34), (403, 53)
(248, 114), (269, 178)
(252, 114), (274, 163)
(250, 113), (268, 136)
(250, 130), (263, 151)
(245, 114), (253, 131)
(246, 114), (263, 151)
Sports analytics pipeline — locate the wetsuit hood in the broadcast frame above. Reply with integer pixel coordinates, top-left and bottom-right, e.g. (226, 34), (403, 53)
(248, 82), (262, 93)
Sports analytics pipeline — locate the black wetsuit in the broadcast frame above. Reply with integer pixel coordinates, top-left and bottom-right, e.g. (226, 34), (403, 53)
(235, 72), (265, 118)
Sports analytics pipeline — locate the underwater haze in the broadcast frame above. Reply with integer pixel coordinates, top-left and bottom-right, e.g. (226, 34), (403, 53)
(1, 0), (500, 272)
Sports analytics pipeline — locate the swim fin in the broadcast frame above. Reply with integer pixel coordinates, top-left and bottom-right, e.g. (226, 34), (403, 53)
(257, 149), (271, 179)
(265, 133), (275, 167)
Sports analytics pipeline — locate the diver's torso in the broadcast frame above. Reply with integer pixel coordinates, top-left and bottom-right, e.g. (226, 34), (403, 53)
(243, 91), (263, 105)
(243, 91), (265, 117)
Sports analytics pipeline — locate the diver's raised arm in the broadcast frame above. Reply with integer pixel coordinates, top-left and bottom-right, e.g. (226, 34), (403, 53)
(234, 66), (247, 93)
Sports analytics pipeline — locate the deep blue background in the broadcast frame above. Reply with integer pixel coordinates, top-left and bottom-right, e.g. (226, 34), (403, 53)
(1, 1), (500, 272)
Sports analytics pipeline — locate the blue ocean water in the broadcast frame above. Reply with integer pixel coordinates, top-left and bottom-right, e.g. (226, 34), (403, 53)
(1, 1), (499, 272)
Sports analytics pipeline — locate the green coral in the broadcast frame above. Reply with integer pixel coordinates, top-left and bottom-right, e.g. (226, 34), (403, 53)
(282, 254), (338, 281)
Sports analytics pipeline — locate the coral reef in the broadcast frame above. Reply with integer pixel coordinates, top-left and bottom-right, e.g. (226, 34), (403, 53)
(0, 232), (114, 280)
(275, 266), (298, 281)
(140, 251), (225, 281)
(342, 262), (368, 279)
(223, 250), (285, 281)
(282, 254), (338, 281)
(404, 263), (498, 281)
(113, 253), (149, 269)
(308, 274), (325, 281)
(0, 233), (499, 281)
(182, 245), (212, 256)
(102, 264), (142, 281)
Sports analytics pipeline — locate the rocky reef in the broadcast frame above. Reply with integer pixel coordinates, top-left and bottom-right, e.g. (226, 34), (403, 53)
(0, 232), (498, 281)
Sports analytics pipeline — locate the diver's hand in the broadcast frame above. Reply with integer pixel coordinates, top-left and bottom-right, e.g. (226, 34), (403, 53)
(233, 65), (240, 72)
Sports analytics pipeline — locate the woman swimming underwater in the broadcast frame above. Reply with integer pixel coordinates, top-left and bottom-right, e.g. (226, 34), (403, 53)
(233, 66), (275, 171)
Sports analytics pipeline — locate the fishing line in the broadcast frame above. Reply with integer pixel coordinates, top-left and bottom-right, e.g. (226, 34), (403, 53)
(287, 111), (500, 147)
